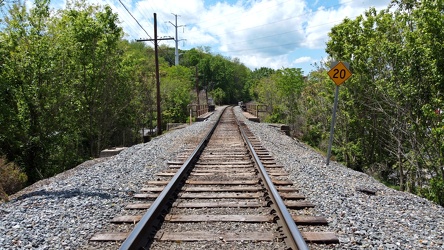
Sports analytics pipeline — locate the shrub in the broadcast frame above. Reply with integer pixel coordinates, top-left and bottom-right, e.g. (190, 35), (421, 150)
(428, 176), (444, 206)
(419, 175), (444, 206)
(0, 157), (28, 202)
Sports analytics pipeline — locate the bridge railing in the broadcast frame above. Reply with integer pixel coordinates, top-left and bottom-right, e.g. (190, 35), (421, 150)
(245, 103), (267, 118)
(188, 104), (208, 118)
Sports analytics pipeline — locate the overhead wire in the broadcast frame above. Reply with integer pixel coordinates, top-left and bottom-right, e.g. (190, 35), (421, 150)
(115, 0), (364, 60)
(117, 0), (153, 43)
(222, 36), (328, 54)
(116, 0), (174, 58)
(154, 0), (356, 54)
(224, 41), (303, 53)
(138, 1), (176, 53)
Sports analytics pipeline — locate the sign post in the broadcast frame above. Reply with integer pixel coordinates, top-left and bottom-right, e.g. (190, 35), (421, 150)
(326, 61), (352, 165)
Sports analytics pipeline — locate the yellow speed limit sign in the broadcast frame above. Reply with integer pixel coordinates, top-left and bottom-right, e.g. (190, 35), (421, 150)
(327, 61), (352, 86)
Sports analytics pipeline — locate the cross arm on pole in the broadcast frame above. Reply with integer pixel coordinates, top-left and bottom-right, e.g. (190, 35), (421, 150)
(136, 37), (174, 42)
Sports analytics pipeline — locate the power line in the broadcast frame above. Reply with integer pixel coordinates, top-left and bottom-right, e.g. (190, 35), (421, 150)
(141, 0), (169, 33)
(135, 13), (173, 137)
(117, 0), (153, 42)
(116, 0), (172, 58)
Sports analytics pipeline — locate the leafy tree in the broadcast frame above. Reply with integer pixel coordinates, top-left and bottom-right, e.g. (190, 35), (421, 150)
(0, 0), (59, 181)
(298, 65), (334, 149)
(211, 87), (225, 105)
(0, 0), (254, 189)
(161, 65), (193, 124)
(0, 0), (142, 184)
(252, 67), (305, 128)
(247, 67), (275, 100)
(324, 0), (444, 204)
(119, 40), (156, 141)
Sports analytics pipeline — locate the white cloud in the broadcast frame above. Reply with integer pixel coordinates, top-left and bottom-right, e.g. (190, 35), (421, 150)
(47, 0), (392, 73)
(302, 0), (390, 49)
(184, 26), (218, 46)
(293, 56), (312, 64)
(180, 0), (307, 58)
(237, 54), (291, 70)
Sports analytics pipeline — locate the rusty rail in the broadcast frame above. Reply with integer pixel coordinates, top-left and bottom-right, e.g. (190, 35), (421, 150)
(119, 107), (226, 250)
(238, 121), (309, 250)
(89, 106), (338, 249)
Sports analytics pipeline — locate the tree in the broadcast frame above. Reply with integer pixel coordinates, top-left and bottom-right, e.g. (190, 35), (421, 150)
(119, 40), (156, 141)
(0, 0), (142, 184)
(325, 0), (444, 204)
(161, 65), (193, 124)
(251, 67), (305, 128)
(298, 64), (335, 149)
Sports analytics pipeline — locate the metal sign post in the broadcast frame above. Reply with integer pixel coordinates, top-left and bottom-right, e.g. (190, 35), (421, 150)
(326, 61), (352, 165)
(326, 85), (340, 166)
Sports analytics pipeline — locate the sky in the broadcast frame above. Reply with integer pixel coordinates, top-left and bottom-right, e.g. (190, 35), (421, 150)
(50, 0), (392, 74)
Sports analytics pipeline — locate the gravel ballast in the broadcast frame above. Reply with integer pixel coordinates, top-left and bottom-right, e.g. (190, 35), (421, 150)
(0, 106), (443, 249)
(235, 108), (444, 250)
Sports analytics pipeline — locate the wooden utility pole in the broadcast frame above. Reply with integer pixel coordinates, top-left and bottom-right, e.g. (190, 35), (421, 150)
(137, 13), (173, 136)
(195, 66), (200, 107)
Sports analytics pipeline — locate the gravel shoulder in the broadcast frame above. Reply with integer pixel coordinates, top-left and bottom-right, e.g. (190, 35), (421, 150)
(236, 107), (444, 249)
(0, 106), (442, 249)
(0, 108), (218, 249)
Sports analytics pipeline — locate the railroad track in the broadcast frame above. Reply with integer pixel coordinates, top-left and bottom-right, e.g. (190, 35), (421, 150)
(90, 106), (338, 249)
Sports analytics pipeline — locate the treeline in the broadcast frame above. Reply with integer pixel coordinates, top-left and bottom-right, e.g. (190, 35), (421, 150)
(2, 0), (442, 207)
(250, 0), (444, 205)
(0, 0), (250, 196)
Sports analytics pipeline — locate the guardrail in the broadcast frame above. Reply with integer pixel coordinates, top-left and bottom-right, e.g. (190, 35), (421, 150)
(188, 104), (208, 118)
(245, 103), (267, 118)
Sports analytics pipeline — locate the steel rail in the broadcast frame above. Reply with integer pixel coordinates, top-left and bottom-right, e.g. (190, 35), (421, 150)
(119, 107), (227, 250)
(237, 121), (309, 250)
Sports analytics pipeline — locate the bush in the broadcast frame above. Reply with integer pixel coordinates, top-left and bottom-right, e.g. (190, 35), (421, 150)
(428, 176), (444, 206)
(419, 175), (444, 206)
(0, 157), (28, 202)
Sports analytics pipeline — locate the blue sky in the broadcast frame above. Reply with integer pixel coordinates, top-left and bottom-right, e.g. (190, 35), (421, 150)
(50, 0), (391, 74)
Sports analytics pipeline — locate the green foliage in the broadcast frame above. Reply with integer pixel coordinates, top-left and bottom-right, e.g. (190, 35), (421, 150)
(181, 48), (250, 105)
(0, 157), (28, 201)
(298, 66), (334, 149)
(211, 87), (225, 105)
(0, 0), (254, 190)
(161, 65), (193, 124)
(429, 176), (444, 206)
(419, 176), (444, 206)
(322, 0), (444, 203)
(251, 67), (305, 130)
(0, 0), (142, 184)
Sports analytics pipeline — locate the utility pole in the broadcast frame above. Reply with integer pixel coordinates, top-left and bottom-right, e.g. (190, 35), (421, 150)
(195, 66), (200, 107)
(137, 13), (173, 136)
(168, 13), (185, 66)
